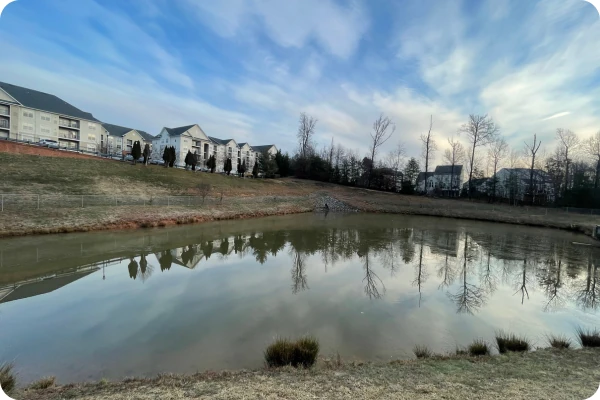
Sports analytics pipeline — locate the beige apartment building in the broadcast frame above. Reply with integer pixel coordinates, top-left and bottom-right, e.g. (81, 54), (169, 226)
(101, 123), (154, 156)
(0, 81), (102, 152)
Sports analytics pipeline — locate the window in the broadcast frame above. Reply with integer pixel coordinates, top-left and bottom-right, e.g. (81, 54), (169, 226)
(22, 111), (34, 118)
(127, 139), (132, 146)
(41, 114), (51, 122)
(41, 127), (51, 134)
(88, 134), (96, 141)
(87, 144), (96, 152)
(22, 123), (34, 131)
(88, 123), (96, 130)
(0, 105), (8, 115)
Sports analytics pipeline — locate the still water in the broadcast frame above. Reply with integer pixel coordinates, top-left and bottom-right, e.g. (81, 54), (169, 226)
(0, 213), (599, 383)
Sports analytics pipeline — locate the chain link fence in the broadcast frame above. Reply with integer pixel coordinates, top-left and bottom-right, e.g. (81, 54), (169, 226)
(0, 194), (310, 212)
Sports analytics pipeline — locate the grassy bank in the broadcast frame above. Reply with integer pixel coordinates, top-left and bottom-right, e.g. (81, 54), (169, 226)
(2, 152), (600, 238)
(13, 349), (600, 400)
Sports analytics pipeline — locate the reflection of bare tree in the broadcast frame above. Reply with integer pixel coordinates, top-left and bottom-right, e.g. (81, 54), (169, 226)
(400, 229), (415, 263)
(381, 241), (400, 276)
(291, 249), (309, 294)
(437, 234), (456, 289)
(514, 258), (531, 305)
(480, 251), (497, 295)
(574, 254), (599, 311)
(139, 253), (154, 283)
(412, 232), (428, 306)
(449, 235), (486, 314)
(540, 252), (565, 312)
(363, 251), (385, 299)
(127, 258), (139, 280)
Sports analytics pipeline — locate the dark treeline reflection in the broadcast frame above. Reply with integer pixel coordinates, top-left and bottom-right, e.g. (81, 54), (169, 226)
(122, 224), (600, 315)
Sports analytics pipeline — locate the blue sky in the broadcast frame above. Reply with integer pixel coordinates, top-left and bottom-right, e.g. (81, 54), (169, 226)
(0, 0), (599, 165)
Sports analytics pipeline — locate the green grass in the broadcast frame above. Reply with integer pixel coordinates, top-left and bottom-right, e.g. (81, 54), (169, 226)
(264, 336), (320, 368)
(495, 331), (531, 354)
(468, 340), (491, 356)
(0, 152), (282, 196)
(29, 376), (56, 390)
(0, 363), (15, 394)
(576, 327), (600, 348)
(413, 345), (432, 359)
(546, 334), (571, 349)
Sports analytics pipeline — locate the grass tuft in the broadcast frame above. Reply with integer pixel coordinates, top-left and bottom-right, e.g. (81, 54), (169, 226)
(576, 327), (600, 348)
(0, 363), (16, 394)
(413, 345), (432, 359)
(468, 339), (491, 356)
(495, 331), (531, 353)
(546, 334), (571, 349)
(29, 376), (56, 390)
(264, 336), (320, 368)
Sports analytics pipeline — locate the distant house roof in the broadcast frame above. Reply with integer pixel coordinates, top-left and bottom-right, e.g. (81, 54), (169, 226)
(417, 172), (435, 183)
(102, 124), (154, 142)
(253, 145), (276, 153)
(164, 124), (196, 136)
(435, 165), (463, 175)
(208, 136), (235, 146)
(238, 142), (253, 149)
(0, 81), (100, 122)
(137, 130), (155, 142)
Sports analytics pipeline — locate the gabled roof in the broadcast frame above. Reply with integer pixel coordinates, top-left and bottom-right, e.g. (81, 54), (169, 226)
(102, 123), (134, 137)
(253, 145), (276, 153)
(435, 165), (463, 175)
(0, 81), (100, 122)
(164, 124), (196, 137)
(208, 136), (236, 146)
(137, 130), (155, 142)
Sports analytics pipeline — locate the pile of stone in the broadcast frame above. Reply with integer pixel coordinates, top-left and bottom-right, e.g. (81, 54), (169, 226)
(313, 194), (358, 212)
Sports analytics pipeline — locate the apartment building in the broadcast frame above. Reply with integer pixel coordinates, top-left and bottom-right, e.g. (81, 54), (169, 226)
(252, 144), (278, 157)
(0, 81), (102, 152)
(238, 143), (258, 170)
(101, 123), (155, 156)
(152, 124), (213, 167)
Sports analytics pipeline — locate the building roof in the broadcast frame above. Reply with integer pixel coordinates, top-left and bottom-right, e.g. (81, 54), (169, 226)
(416, 172), (435, 183)
(208, 136), (236, 146)
(435, 165), (463, 175)
(137, 130), (155, 142)
(102, 124), (155, 142)
(0, 81), (100, 122)
(0, 270), (97, 304)
(164, 124), (196, 136)
(253, 145), (276, 153)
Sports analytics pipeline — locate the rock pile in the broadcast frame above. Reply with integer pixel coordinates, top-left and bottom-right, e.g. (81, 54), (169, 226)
(313, 194), (358, 212)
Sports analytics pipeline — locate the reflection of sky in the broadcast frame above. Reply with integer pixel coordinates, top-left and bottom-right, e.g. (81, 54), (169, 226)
(0, 214), (598, 384)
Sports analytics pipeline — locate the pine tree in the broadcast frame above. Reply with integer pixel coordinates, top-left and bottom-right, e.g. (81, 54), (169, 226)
(191, 151), (198, 171)
(241, 160), (247, 177)
(162, 146), (169, 167)
(225, 158), (232, 175)
(131, 141), (142, 164)
(169, 146), (176, 167)
(142, 144), (150, 165)
(252, 162), (258, 178)
(207, 155), (216, 173)
(185, 150), (193, 169)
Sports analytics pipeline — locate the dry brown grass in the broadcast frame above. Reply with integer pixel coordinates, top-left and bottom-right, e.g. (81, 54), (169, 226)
(15, 349), (600, 400)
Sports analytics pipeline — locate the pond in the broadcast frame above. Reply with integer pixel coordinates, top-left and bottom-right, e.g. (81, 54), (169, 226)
(0, 213), (599, 383)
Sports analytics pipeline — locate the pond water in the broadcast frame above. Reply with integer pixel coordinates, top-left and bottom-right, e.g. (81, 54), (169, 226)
(0, 213), (599, 383)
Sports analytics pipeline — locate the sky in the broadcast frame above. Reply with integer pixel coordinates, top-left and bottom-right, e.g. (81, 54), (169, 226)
(0, 0), (599, 165)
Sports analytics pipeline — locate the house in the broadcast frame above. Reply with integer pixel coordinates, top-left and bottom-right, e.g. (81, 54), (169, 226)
(152, 124), (212, 168)
(238, 142), (258, 170)
(416, 172), (435, 193)
(433, 165), (465, 197)
(208, 136), (240, 173)
(101, 123), (154, 156)
(252, 144), (278, 157)
(0, 81), (102, 152)
(493, 168), (554, 204)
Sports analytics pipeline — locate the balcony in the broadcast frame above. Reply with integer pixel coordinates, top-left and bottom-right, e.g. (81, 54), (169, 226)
(59, 119), (80, 129)
(58, 129), (80, 141)
(0, 119), (9, 130)
(0, 106), (9, 116)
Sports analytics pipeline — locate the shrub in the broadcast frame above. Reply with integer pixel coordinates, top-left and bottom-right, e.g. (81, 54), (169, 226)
(495, 331), (531, 353)
(546, 334), (571, 349)
(29, 376), (56, 390)
(468, 339), (491, 356)
(576, 327), (600, 348)
(0, 363), (16, 394)
(264, 336), (320, 368)
(413, 345), (432, 359)
(455, 347), (468, 356)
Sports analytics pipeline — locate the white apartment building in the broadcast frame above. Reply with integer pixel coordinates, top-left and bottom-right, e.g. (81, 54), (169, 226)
(152, 124), (214, 168)
(208, 136), (240, 173)
(0, 81), (102, 152)
(101, 123), (154, 156)
(252, 144), (278, 157)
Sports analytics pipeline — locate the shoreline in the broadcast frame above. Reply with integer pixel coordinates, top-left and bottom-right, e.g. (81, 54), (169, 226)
(0, 193), (597, 240)
(13, 348), (600, 400)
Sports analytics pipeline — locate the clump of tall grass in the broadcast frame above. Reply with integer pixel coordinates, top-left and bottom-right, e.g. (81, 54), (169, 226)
(468, 339), (491, 356)
(413, 345), (432, 359)
(576, 327), (600, 348)
(546, 334), (571, 349)
(29, 376), (56, 390)
(264, 336), (320, 368)
(0, 363), (16, 394)
(495, 331), (531, 353)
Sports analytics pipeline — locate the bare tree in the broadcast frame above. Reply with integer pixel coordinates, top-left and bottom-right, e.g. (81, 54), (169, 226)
(444, 137), (465, 196)
(297, 112), (317, 160)
(198, 183), (211, 204)
(327, 137), (335, 169)
(420, 116), (437, 194)
(367, 114), (396, 188)
(585, 131), (600, 189)
(556, 128), (580, 195)
(385, 142), (406, 192)
(488, 137), (508, 202)
(459, 114), (499, 199)
(523, 134), (542, 206)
